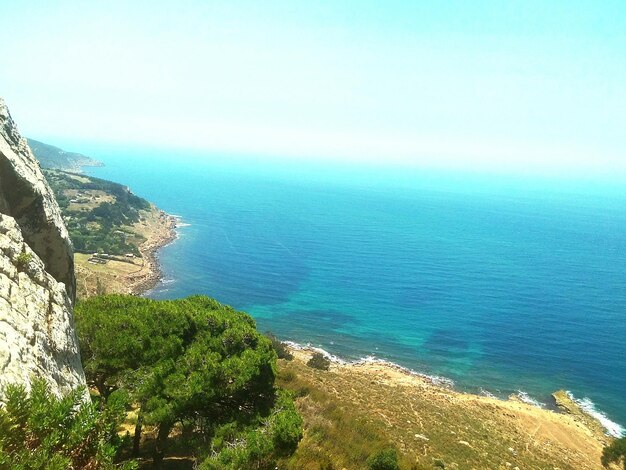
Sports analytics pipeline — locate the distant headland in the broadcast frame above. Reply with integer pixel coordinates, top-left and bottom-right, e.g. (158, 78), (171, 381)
(29, 141), (178, 298)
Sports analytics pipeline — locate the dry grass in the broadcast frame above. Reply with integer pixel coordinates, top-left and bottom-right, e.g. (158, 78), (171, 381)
(277, 351), (611, 470)
(75, 253), (143, 296)
(64, 189), (116, 211)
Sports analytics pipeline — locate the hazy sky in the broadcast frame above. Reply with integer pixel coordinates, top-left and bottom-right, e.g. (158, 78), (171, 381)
(1, 1), (625, 175)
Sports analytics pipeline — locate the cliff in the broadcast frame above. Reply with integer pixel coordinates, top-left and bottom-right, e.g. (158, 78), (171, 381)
(0, 98), (86, 397)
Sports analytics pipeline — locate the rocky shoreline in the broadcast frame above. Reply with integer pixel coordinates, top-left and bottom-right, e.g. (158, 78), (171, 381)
(73, 207), (179, 298)
(288, 344), (619, 436)
(126, 210), (178, 295)
(284, 345), (613, 469)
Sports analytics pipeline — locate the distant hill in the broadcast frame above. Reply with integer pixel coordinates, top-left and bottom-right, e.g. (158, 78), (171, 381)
(27, 138), (102, 172)
(43, 169), (151, 256)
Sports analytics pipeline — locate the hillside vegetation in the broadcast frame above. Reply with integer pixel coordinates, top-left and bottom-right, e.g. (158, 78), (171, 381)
(28, 138), (102, 171)
(44, 169), (151, 256)
(74, 295), (303, 469)
(1, 292), (620, 469)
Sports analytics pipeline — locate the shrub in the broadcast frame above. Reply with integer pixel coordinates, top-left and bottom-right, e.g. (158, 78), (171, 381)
(266, 332), (294, 360)
(200, 391), (303, 469)
(14, 251), (32, 271)
(201, 428), (274, 470)
(367, 448), (400, 470)
(602, 436), (626, 469)
(278, 369), (297, 383)
(271, 391), (304, 455)
(307, 352), (331, 371)
(0, 379), (136, 469)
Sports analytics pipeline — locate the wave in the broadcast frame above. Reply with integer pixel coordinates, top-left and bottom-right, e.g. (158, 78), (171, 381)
(283, 341), (455, 388)
(566, 391), (625, 438)
(515, 390), (546, 408)
(355, 355), (456, 388)
(142, 286), (169, 298)
(283, 341), (349, 365)
(279, 340), (626, 437)
(176, 222), (192, 227)
(160, 232), (181, 248)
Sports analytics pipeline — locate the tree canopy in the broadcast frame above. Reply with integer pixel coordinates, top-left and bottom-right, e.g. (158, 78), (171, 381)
(75, 294), (299, 467)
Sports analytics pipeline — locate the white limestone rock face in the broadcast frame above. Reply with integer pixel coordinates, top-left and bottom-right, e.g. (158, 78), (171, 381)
(0, 98), (86, 397)
(0, 215), (85, 396)
(0, 97), (75, 300)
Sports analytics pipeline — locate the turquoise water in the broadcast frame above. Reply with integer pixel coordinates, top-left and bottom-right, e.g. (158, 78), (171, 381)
(83, 146), (626, 435)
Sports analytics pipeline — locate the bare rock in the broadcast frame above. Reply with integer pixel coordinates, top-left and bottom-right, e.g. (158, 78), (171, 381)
(0, 98), (85, 397)
(0, 97), (75, 300)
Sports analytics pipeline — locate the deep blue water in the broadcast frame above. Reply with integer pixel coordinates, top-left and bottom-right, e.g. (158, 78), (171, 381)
(82, 146), (626, 435)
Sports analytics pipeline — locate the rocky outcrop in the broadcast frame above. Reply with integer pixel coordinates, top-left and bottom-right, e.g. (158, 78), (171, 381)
(0, 98), (75, 300)
(0, 98), (85, 397)
(0, 215), (85, 394)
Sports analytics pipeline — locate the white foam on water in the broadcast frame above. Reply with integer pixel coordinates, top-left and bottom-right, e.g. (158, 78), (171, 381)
(283, 341), (455, 387)
(515, 390), (546, 408)
(566, 391), (625, 438)
(143, 287), (170, 297)
(354, 355), (456, 387)
(280, 340), (626, 436)
(282, 341), (348, 364)
(160, 235), (179, 248)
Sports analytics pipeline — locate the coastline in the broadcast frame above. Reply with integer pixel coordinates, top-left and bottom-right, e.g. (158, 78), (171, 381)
(74, 206), (178, 297)
(126, 209), (178, 295)
(285, 342), (624, 440)
(282, 344), (615, 469)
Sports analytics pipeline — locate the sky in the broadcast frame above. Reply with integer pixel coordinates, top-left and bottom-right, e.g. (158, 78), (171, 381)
(1, 0), (626, 176)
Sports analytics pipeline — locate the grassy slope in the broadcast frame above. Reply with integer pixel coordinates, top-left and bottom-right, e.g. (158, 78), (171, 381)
(44, 169), (151, 256)
(277, 350), (610, 470)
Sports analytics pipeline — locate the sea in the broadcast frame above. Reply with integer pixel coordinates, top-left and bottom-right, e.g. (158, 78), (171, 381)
(81, 144), (626, 437)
